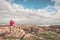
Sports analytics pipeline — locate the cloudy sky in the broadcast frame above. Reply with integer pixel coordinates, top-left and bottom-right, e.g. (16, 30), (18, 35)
(0, 0), (60, 25)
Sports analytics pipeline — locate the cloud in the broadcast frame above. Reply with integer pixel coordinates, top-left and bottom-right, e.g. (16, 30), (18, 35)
(0, 0), (60, 25)
(52, 0), (60, 3)
(52, 0), (60, 6)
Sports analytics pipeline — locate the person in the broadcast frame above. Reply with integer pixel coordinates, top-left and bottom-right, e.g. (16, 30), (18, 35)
(9, 20), (15, 33)
(10, 20), (15, 27)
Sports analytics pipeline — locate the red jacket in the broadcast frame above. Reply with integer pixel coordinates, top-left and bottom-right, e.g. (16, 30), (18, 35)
(10, 20), (15, 26)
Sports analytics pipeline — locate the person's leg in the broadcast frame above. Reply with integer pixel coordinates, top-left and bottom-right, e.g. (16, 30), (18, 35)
(10, 26), (13, 33)
(11, 26), (15, 32)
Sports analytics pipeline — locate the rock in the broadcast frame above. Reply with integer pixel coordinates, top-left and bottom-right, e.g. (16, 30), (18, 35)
(0, 29), (6, 34)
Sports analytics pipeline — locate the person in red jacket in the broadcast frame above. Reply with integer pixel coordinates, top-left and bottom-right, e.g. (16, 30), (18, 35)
(10, 20), (15, 27)
(9, 20), (15, 33)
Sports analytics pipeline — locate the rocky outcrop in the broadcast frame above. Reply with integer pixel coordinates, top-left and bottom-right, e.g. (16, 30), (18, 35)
(0, 25), (60, 40)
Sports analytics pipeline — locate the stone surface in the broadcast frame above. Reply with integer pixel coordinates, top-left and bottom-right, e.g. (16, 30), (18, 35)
(0, 25), (60, 40)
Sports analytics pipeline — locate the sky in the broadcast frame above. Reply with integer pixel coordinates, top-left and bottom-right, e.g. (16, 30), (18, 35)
(0, 0), (60, 25)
